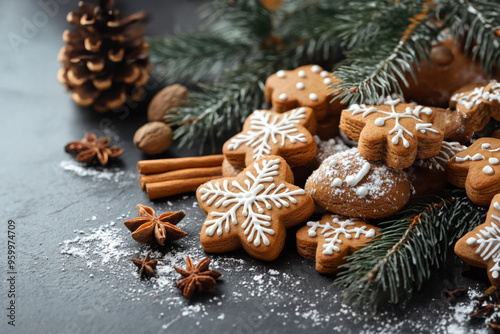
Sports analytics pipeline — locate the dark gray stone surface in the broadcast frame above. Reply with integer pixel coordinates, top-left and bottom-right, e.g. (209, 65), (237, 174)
(0, 1), (491, 333)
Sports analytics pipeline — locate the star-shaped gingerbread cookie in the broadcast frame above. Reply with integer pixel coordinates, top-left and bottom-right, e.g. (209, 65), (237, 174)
(339, 97), (444, 169)
(196, 156), (315, 261)
(223, 107), (317, 169)
(264, 64), (343, 121)
(447, 137), (500, 206)
(455, 193), (500, 286)
(296, 214), (378, 274)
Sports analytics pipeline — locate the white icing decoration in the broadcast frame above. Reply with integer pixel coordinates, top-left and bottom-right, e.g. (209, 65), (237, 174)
(311, 65), (320, 73)
(483, 166), (494, 175)
(451, 83), (500, 109)
(199, 158), (305, 247)
(279, 93), (287, 101)
(356, 186), (368, 197)
(296, 82), (305, 90)
(320, 71), (328, 78)
(277, 70), (286, 78)
(309, 93), (318, 101)
(306, 217), (376, 255)
(346, 97), (439, 149)
(332, 178), (342, 187)
(490, 158), (499, 165)
(329, 160), (337, 167)
(298, 70), (306, 78)
(482, 143), (492, 149)
(495, 202), (500, 211)
(455, 153), (485, 162)
(467, 213), (500, 280)
(227, 108), (308, 160)
(323, 78), (332, 85)
(345, 162), (371, 187)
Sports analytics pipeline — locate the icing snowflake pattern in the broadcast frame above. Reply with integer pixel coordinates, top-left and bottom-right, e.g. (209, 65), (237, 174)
(346, 97), (439, 148)
(451, 83), (500, 109)
(307, 217), (376, 255)
(227, 108), (308, 160)
(199, 158), (305, 247)
(466, 202), (500, 279)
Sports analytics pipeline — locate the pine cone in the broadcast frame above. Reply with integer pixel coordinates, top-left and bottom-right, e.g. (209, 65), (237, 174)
(57, 0), (151, 112)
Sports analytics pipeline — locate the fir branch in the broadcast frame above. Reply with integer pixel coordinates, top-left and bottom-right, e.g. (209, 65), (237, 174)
(160, 0), (342, 150)
(335, 191), (487, 307)
(166, 51), (282, 152)
(437, 0), (500, 73)
(331, 0), (439, 105)
(149, 0), (272, 84)
(149, 33), (252, 83)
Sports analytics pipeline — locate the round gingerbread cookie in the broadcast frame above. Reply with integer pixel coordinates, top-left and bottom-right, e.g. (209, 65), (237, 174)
(264, 64), (343, 121)
(305, 148), (410, 219)
(196, 155), (315, 261)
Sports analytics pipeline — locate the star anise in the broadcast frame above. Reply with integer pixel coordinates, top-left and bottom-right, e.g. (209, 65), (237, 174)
(124, 204), (187, 246)
(65, 132), (123, 166)
(174, 256), (221, 298)
(131, 252), (158, 279)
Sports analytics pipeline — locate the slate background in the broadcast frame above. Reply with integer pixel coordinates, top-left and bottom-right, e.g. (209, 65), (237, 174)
(0, 1), (491, 333)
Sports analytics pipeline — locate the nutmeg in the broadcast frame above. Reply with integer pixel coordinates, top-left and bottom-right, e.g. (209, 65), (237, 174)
(147, 84), (188, 122)
(134, 122), (173, 155)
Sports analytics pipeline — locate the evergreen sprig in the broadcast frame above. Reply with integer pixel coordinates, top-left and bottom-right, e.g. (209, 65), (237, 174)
(153, 0), (341, 149)
(335, 191), (487, 307)
(436, 0), (500, 73)
(331, 0), (439, 105)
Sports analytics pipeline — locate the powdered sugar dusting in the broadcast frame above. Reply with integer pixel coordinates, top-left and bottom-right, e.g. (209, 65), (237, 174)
(59, 204), (489, 332)
(59, 160), (135, 183)
(307, 148), (406, 202)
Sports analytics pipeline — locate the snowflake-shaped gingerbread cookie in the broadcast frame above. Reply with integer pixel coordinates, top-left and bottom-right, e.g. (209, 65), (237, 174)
(455, 193), (500, 286)
(196, 156), (315, 261)
(450, 82), (500, 132)
(296, 214), (377, 274)
(264, 64), (343, 121)
(340, 97), (444, 169)
(223, 107), (317, 168)
(447, 137), (500, 206)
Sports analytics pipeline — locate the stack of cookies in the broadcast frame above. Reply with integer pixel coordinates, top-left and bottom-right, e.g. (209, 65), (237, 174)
(195, 66), (500, 280)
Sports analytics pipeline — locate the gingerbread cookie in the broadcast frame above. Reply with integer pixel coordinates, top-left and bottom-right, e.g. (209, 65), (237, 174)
(455, 194), (500, 287)
(222, 157), (243, 177)
(315, 114), (341, 139)
(449, 81), (500, 134)
(447, 137), (500, 206)
(223, 107), (317, 169)
(305, 148), (410, 219)
(296, 214), (378, 274)
(196, 156), (315, 261)
(264, 65), (343, 121)
(340, 96), (444, 169)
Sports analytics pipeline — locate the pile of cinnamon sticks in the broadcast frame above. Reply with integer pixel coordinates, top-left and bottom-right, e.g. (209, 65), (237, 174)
(137, 155), (223, 200)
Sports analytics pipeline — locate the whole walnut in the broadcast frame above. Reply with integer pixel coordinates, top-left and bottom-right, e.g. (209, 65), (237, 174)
(134, 122), (173, 155)
(148, 84), (188, 122)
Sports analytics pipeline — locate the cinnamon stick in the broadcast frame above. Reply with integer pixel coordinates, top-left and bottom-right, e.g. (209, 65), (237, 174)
(140, 166), (222, 190)
(137, 155), (224, 175)
(146, 175), (220, 200)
